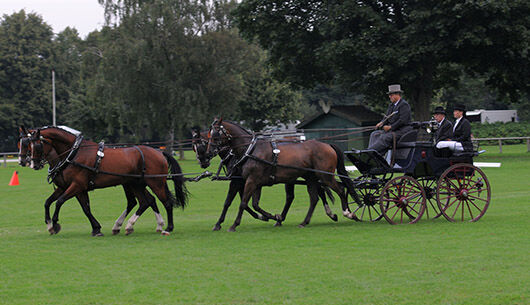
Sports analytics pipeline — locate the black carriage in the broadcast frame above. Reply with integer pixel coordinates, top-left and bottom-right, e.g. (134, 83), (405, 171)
(344, 121), (491, 224)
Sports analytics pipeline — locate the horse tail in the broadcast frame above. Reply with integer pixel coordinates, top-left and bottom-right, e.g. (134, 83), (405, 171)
(330, 144), (361, 204)
(163, 151), (188, 209)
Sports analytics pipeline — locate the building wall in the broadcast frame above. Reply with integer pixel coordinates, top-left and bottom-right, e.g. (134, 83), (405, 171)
(481, 110), (518, 123)
(300, 114), (369, 151)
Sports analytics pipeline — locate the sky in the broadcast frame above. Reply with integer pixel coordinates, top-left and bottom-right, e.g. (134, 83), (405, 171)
(0, 0), (106, 38)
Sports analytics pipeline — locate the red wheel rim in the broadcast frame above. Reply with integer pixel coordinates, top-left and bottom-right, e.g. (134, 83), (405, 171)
(436, 164), (491, 222)
(380, 176), (426, 224)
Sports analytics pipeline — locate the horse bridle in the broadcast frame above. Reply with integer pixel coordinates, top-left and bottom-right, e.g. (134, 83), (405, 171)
(207, 121), (232, 158)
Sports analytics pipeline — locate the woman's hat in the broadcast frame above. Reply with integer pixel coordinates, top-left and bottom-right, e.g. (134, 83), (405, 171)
(454, 104), (466, 111)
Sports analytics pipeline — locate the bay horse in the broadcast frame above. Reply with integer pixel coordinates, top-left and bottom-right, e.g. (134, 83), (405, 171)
(191, 129), (338, 230)
(18, 127), (165, 235)
(205, 119), (359, 232)
(22, 126), (187, 236)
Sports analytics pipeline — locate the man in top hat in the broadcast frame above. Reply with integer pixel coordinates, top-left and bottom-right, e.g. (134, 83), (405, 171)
(433, 106), (453, 143)
(436, 104), (472, 151)
(368, 84), (413, 155)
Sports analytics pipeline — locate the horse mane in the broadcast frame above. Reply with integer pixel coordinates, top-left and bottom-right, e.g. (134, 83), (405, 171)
(38, 125), (82, 137)
(222, 120), (253, 135)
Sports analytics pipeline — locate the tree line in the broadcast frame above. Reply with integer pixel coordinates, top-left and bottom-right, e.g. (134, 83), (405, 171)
(1, 0), (528, 151)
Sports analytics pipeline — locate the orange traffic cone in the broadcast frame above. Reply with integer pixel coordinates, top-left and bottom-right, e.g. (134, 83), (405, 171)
(8, 171), (19, 186)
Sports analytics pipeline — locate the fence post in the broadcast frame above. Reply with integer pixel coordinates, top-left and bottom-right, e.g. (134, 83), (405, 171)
(527, 138), (530, 152)
(3, 154), (6, 168)
(498, 139), (502, 153)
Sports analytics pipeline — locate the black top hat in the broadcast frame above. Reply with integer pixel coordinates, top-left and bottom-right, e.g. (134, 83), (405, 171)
(454, 104), (466, 112)
(433, 106), (446, 115)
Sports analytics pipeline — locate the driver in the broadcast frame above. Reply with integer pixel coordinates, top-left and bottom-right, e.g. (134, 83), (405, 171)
(368, 84), (412, 155)
(436, 104), (472, 151)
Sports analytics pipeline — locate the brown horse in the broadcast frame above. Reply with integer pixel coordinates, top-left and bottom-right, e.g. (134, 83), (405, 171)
(23, 126), (187, 236)
(205, 119), (359, 231)
(18, 127), (165, 235)
(191, 129), (337, 231)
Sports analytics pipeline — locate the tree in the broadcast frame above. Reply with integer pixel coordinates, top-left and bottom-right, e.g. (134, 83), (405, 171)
(0, 10), (54, 150)
(234, 0), (530, 119)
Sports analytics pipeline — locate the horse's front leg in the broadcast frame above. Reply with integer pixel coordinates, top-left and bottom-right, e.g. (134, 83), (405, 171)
(76, 192), (103, 237)
(44, 187), (64, 233)
(213, 179), (242, 231)
(274, 183), (295, 227)
(49, 183), (84, 235)
(250, 186), (280, 221)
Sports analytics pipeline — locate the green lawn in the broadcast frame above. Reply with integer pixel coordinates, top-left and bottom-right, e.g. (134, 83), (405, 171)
(0, 145), (528, 304)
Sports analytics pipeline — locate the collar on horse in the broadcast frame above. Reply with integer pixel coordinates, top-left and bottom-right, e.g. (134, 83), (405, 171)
(47, 134), (84, 184)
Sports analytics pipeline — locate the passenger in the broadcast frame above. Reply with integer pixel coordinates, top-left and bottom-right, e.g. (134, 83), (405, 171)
(436, 104), (472, 151)
(368, 84), (412, 156)
(433, 106), (453, 143)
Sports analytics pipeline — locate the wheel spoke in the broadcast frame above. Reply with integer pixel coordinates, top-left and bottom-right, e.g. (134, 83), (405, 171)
(450, 200), (462, 219)
(467, 194), (489, 202)
(465, 199), (475, 220)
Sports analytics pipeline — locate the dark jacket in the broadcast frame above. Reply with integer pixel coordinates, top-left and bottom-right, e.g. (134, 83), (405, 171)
(386, 99), (412, 136)
(453, 117), (473, 151)
(435, 118), (453, 143)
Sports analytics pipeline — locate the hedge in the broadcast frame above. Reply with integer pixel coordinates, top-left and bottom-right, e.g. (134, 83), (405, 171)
(471, 122), (530, 144)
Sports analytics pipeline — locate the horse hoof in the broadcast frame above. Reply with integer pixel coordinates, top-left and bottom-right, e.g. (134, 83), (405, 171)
(92, 232), (104, 237)
(212, 224), (221, 231)
(227, 227), (236, 232)
(112, 229), (120, 235)
(125, 228), (134, 235)
(161, 231), (170, 236)
(274, 221), (282, 227)
(298, 224), (306, 228)
(331, 214), (338, 222)
(48, 229), (55, 235)
(52, 223), (61, 234)
(156, 229), (163, 233)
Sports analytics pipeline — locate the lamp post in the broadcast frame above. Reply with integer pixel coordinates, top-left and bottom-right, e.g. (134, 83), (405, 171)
(52, 69), (56, 126)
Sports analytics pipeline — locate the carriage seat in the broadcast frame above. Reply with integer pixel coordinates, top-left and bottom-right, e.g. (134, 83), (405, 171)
(393, 129), (418, 160)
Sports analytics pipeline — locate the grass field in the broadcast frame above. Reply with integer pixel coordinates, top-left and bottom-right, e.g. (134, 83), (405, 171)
(0, 145), (528, 304)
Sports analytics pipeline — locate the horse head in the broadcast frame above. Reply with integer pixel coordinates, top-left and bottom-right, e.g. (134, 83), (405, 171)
(191, 128), (212, 168)
(27, 129), (54, 170)
(18, 126), (32, 167)
(205, 118), (232, 159)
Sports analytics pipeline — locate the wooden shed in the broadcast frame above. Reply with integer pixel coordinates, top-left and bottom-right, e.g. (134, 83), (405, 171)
(297, 104), (382, 151)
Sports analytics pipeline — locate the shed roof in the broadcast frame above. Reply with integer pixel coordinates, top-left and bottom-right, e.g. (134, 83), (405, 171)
(297, 105), (382, 128)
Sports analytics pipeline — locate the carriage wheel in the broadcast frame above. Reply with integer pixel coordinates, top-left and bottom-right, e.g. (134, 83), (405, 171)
(379, 176), (426, 224)
(417, 177), (443, 220)
(349, 183), (384, 222)
(436, 164), (491, 222)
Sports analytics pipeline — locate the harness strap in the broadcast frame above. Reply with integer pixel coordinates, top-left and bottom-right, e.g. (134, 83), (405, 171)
(47, 134), (84, 184)
(270, 140), (280, 182)
(88, 141), (105, 190)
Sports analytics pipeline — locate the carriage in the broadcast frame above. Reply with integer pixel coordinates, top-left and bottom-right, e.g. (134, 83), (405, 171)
(344, 120), (491, 224)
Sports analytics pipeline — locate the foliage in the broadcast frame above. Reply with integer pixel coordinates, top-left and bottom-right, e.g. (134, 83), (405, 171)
(471, 122), (530, 144)
(234, 0), (530, 120)
(0, 10), (54, 150)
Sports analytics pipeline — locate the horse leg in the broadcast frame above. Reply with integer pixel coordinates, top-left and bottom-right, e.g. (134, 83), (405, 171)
(44, 188), (64, 233)
(144, 189), (164, 233)
(213, 179), (242, 231)
(112, 184), (138, 235)
(299, 180), (320, 228)
(228, 180), (259, 232)
(319, 186), (338, 222)
(326, 178), (359, 221)
(147, 180), (174, 235)
(124, 186), (151, 235)
(274, 183), (295, 227)
(76, 191), (103, 237)
(250, 186), (280, 221)
(49, 184), (83, 235)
